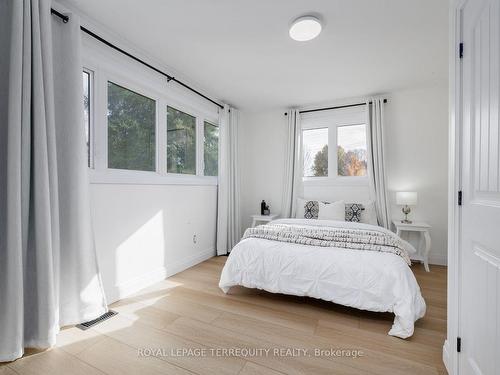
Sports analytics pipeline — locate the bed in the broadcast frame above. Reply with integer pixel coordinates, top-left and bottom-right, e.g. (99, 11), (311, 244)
(219, 218), (426, 338)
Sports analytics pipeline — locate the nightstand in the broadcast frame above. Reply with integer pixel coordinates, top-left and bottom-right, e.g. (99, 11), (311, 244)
(251, 214), (279, 227)
(392, 220), (432, 272)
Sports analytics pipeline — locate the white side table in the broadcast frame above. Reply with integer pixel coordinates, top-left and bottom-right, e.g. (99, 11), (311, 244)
(393, 220), (432, 272)
(251, 214), (279, 227)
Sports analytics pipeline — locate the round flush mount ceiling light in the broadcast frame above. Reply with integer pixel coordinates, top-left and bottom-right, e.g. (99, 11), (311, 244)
(289, 15), (322, 42)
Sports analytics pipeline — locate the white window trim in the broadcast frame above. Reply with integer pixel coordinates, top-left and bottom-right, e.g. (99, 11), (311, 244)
(82, 36), (219, 186)
(203, 120), (219, 177)
(301, 106), (369, 187)
(88, 169), (217, 186)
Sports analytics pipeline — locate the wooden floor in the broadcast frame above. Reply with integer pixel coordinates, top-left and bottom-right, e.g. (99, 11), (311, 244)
(1, 257), (447, 375)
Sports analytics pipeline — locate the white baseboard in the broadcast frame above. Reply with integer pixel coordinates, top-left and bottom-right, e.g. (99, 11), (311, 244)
(108, 266), (167, 304)
(106, 247), (215, 304)
(443, 340), (450, 374)
(429, 253), (448, 266)
(165, 247), (216, 277)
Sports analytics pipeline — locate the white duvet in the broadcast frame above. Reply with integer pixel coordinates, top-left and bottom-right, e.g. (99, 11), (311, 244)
(219, 219), (426, 338)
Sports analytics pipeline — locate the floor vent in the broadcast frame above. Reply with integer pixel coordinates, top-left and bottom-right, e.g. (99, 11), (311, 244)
(76, 310), (118, 330)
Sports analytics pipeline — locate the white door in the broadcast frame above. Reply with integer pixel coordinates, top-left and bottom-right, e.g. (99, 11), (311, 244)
(460, 0), (500, 374)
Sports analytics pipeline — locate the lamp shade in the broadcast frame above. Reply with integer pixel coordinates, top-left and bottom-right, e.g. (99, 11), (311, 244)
(396, 191), (418, 206)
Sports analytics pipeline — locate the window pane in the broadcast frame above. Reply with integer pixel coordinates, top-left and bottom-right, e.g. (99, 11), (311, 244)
(107, 82), (156, 171)
(167, 107), (196, 174)
(337, 124), (367, 176)
(83, 71), (90, 167)
(303, 128), (328, 177)
(204, 122), (218, 176)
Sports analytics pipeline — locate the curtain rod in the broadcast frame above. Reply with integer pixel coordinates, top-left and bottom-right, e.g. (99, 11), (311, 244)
(50, 8), (224, 110)
(284, 99), (388, 115)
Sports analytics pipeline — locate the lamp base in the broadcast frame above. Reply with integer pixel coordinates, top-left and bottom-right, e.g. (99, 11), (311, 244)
(401, 205), (412, 224)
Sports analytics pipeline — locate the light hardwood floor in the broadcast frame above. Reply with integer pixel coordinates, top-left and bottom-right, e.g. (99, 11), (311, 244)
(1, 257), (447, 375)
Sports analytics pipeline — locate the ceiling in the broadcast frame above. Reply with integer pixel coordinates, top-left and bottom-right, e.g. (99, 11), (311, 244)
(61, 0), (449, 110)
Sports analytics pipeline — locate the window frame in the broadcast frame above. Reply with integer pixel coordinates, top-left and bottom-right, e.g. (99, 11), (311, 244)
(166, 105), (198, 177)
(302, 127), (329, 178)
(106, 79), (159, 173)
(203, 120), (219, 177)
(300, 106), (369, 187)
(82, 37), (219, 186)
(336, 123), (368, 178)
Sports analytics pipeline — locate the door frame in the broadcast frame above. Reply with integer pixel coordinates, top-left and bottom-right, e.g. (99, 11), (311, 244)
(446, 0), (467, 374)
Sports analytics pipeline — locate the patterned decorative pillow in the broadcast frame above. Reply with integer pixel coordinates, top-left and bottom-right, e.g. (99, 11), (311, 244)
(345, 203), (365, 222)
(304, 201), (319, 219)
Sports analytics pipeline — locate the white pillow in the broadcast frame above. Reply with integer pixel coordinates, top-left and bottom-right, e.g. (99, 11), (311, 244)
(360, 201), (378, 225)
(318, 200), (345, 221)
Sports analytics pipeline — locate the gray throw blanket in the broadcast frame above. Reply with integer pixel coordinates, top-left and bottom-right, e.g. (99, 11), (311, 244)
(243, 223), (411, 265)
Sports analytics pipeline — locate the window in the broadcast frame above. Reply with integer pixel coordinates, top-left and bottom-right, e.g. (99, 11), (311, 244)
(107, 82), (156, 171)
(204, 121), (218, 176)
(301, 107), (368, 185)
(337, 124), (367, 177)
(167, 106), (196, 174)
(82, 45), (220, 185)
(83, 71), (91, 167)
(302, 128), (328, 177)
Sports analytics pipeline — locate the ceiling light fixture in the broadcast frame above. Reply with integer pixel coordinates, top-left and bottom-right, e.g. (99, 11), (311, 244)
(289, 15), (322, 42)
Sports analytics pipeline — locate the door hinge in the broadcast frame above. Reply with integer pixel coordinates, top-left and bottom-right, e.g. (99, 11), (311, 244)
(459, 42), (464, 59)
(458, 191), (463, 206)
(457, 337), (462, 352)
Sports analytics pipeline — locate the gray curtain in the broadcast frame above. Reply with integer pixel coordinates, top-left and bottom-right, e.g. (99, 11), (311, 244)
(216, 105), (241, 255)
(0, 0), (107, 361)
(281, 109), (302, 218)
(367, 97), (391, 228)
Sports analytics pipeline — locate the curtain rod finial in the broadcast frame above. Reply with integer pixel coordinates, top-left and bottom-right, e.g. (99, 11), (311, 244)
(51, 8), (69, 23)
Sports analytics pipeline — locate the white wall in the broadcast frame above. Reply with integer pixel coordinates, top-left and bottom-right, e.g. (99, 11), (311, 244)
(239, 85), (448, 265)
(90, 184), (216, 303)
(384, 86), (449, 265)
(239, 110), (288, 231)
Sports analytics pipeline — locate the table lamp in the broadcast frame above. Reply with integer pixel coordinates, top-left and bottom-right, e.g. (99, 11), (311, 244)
(396, 192), (418, 223)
